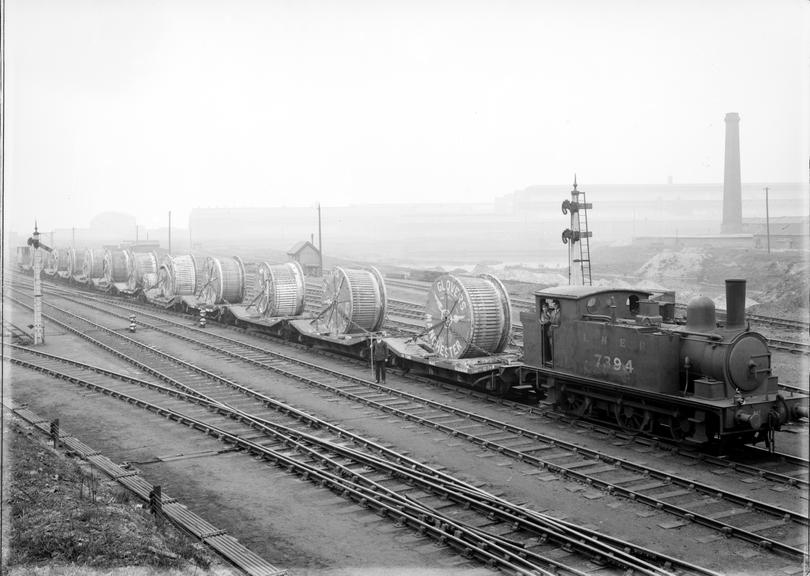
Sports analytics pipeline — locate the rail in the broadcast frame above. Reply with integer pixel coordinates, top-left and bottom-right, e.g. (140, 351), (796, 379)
(5, 345), (718, 576)
(8, 286), (809, 560)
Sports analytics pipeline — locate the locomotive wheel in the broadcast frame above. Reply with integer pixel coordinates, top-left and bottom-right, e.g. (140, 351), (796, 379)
(565, 393), (592, 417)
(615, 405), (651, 433)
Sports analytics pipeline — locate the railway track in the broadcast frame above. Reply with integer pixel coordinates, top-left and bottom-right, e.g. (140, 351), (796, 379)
(767, 338), (810, 355)
(4, 347), (717, 576)
(8, 285), (809, 560)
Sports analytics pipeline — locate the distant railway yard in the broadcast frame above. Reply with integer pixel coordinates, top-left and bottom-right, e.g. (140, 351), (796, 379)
(3, 260), (808, 576)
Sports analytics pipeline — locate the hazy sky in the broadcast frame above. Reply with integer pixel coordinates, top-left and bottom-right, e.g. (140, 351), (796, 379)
(5, 0), (809, 232)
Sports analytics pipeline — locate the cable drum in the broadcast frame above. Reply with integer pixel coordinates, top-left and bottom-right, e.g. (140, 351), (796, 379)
(254, 261), (306, 317)
(192, 256), (207, 293)
(51, 248), (71, 275)
(141, 272), (158, 291)
(81, 249), (105, 280)
(423, 273), (512, 359)
(320, 266), (387, 334)
(67, 248), (85, 278)
(199, 256), (246, 306)
(16, 247), (33, 270)
(127, 252), (158, 290)
(157, 254), (198, 299)
(103, 249), (131, 283)
(43, 250), (59, 275)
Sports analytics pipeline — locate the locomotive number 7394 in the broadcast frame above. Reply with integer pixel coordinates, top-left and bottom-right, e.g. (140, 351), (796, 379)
(593, 354), (634, 374)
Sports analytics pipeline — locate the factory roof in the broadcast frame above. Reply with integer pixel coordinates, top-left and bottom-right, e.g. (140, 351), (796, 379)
(535, 285), (652, 300)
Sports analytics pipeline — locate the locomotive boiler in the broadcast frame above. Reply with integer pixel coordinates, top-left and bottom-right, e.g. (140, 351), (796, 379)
(520, 279), (808, 446)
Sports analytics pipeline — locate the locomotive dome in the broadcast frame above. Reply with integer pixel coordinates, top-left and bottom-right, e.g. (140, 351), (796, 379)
(685, 295), (716, 331)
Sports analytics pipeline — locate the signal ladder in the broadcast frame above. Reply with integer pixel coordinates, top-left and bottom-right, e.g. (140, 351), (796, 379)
(561, 177), (593, 286)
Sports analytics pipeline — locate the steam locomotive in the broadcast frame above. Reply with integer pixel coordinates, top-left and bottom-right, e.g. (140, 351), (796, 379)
(518, 279), (808, 446)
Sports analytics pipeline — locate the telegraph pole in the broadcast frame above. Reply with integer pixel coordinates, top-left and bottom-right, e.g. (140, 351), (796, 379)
(764, 187), (770, 254)
(317, 203), (323, 275)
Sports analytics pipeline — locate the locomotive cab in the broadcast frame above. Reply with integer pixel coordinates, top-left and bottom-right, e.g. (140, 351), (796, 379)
(521, 286), (679, 391)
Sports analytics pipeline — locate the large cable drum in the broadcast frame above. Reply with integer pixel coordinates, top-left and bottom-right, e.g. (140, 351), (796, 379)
(16, 247), (33, 270)
(103, 249), (131, 283)
(81, 249), (105, 279)
(67, 248), (85, 277)
(141, 272), (159, 291)
(423, 273), (512, 359)
(199, 256), (246, 306)
(55, 248), (71, 274)
(43, 250), (59, 275)
(157, 254), (198, 298)
(320, 266), (387, 334)
(254, 261), (306, 317)
(127, 251), (158, 290)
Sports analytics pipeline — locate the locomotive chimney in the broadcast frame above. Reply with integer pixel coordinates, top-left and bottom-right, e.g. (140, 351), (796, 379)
(725, 279), (746, 330)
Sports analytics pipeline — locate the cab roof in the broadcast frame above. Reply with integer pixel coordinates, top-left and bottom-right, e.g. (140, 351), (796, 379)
(535, 285), (652, 300)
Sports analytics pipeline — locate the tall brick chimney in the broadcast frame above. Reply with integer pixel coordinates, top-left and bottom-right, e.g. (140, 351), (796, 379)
(721, 112), (742, 233)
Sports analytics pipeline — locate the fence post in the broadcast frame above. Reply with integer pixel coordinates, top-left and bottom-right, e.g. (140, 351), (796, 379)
(149, 485), (163, 524)
(50, 419), (60, 447)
